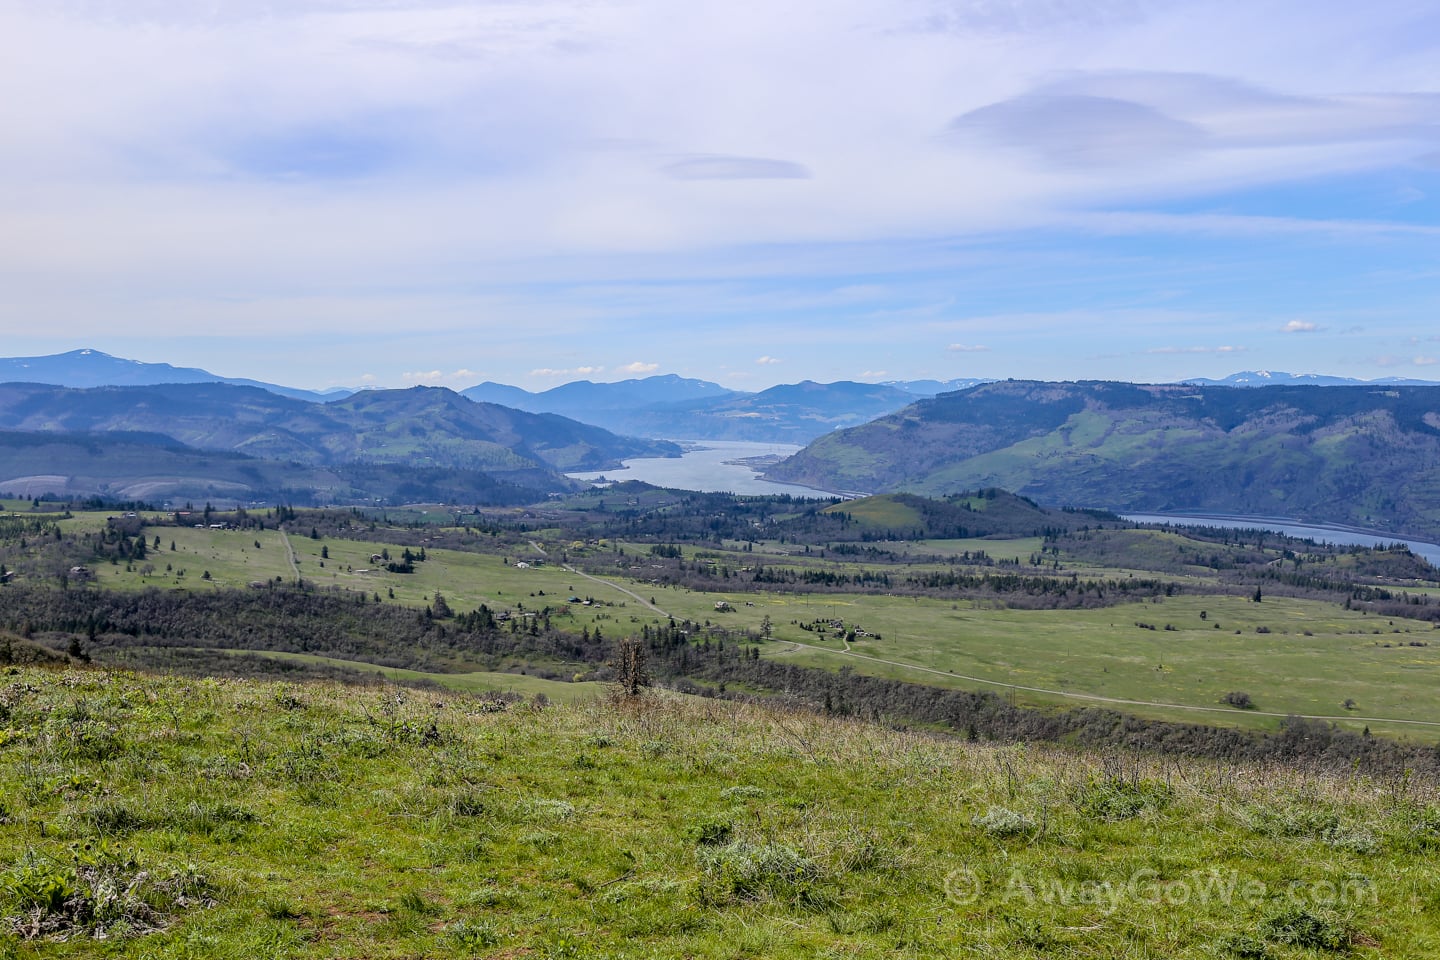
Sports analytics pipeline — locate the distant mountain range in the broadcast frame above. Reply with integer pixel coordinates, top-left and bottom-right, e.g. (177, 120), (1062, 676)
(767, 379), (1440, 540)
(0, 349), (353, 402)
(0, 382), (677, 505)
(462, 376), (994, 442)
(10, 349), (1438, 450)
(0, 351), (995, 442)
(1180, 370), (1440, 388)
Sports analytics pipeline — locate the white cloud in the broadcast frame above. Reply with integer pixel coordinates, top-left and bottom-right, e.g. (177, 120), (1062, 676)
(755, 356), (782, 365)
(401, 368), (480, 384)
(661, 156), (811, 180)
(529, 366), (604, 378)
(1281, 320), (1320, 333)
(1370, 355), (1438, 368)
(859, 369), (888, 378)
(5, 1), (1440, 385)
(1146, 345), (1245, 354)
(946, 343), (989, 352)
(619, 361), (660, 374)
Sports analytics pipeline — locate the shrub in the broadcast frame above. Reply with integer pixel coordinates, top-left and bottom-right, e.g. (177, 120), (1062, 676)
(1076, 777), (1171, 822)
(697, 840), (825, 906)
(1261, 904), (1354, 951)
(687, 817), (734, 847)
(2, 845), (213, 941)
(972, 806), (1035, 837)
(522, 799), (575, 822)
(1222, 691), (1255, 709)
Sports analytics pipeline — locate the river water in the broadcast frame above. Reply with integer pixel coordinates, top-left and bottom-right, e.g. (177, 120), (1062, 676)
(1124, 513), (1440, 568)
(570, 447), (1440, 565)
(567, 440), (836, 498)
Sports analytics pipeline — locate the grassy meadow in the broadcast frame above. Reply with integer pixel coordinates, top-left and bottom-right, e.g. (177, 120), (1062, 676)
(2, 666), (1437, 958)
(51, 512), (1440, 739)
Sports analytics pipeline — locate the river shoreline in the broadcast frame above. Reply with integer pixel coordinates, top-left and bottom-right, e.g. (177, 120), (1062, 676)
(1124, 512), (1440, 567)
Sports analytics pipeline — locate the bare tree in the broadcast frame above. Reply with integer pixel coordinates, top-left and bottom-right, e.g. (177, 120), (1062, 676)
(612, 637), (651, 699)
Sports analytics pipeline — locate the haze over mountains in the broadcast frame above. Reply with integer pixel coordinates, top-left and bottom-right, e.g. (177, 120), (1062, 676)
(463, 377), (989, 442)
(0, 349), (351, 402)
(1181, 370), (1440, 388)
(4, 350), (994, 443)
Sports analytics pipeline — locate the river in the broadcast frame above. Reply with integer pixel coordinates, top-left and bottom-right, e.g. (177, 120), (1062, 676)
(1124, 513), (1440, 568)
(567, 440), (837, 498)
(571, 449), (1440, 564)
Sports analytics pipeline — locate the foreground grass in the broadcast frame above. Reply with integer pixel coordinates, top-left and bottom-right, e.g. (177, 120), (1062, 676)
(232, 650), (607, 703)
(3, 667), (1439, 957)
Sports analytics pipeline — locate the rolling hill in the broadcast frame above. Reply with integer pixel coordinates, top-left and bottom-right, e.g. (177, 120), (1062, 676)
(766, 380), (1440, 539)
(0, 383), (679, 503)
(0, 431), (550, 505)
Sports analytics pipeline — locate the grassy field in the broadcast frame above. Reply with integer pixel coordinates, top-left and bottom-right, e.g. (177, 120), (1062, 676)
(235, 650), (607, 702)
(2, 666), (1436, 958)
(60, 517), (1440, 738)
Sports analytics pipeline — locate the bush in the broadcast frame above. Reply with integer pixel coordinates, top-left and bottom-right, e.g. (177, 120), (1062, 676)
(687, 817), (734, 847)
(972, 806), (1035, 837)
(3, 845), (213, 941)
(1076, 777), (1171, 822)
(1262, 904), (1354, 951)
(1222, 691), (1255, 709)
(697, 840), (825, 906)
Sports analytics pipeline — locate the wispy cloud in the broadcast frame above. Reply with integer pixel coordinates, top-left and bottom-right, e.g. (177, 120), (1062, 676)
(949, 70), (1440, 170)
(402, 368), (481, 385)
(755, 356), (782, 366)
(661, 156), (811, 181)
(530, 366), (604, 378)
(1146, 345), (1245, 355)
(6, 1), (1440, 387)
(619, 361), (659, 374)
(1373, 355), (1440, 368)
(1281, 320), (1320, 333)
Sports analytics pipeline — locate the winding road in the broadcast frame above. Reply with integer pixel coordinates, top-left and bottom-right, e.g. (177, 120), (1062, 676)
(530, 540), (671, 616)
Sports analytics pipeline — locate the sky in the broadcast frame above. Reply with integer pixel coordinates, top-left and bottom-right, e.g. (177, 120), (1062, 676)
(4, 0), (1440, 392)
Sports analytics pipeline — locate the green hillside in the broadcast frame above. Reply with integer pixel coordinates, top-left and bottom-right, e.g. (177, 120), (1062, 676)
(824, 490), (1069, 538)
(0, 432), (553, 506)
(768, 381), (1440, 539)
(1, 666), (1434, 958)
(0, 382), (680, 504)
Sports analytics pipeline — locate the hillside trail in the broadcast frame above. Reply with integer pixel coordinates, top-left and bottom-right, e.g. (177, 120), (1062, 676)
(278, 529), (301, 581)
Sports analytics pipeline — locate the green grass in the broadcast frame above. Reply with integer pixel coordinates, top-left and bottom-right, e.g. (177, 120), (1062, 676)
(1, 666), (1436, 958)
(235, 650), (607, 702)
(79, 524), (1440, 737)
(822, 496), (922, 528)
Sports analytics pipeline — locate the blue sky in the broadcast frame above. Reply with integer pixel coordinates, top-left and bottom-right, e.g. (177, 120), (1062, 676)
(3, 0), (1440, 390)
